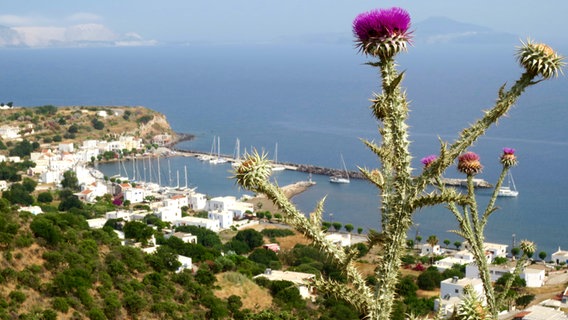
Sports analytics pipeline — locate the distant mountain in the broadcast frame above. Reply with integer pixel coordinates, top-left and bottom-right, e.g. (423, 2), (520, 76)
(0, 24), (156, 48)
(0, 25), (25, 47)
(413, 17), (517, 45)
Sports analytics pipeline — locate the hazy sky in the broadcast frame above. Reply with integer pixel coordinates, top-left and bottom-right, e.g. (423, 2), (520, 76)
(1, 1), (567, 45)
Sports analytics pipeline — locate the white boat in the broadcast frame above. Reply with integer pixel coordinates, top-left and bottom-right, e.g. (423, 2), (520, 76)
(330, 153), (350, 184)
(271, 142), (286, 171)
(498, 171), (518, 197)
(209, 136), (228, 164)
(231, 138), (242, 168)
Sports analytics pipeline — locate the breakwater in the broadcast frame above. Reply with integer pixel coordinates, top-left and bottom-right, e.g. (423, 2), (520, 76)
(171, 148), (492, 188)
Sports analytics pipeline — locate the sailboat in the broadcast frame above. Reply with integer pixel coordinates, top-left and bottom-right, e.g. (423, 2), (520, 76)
(197, 136), (215, 161)
(329, 153), (350, 184)
(271, 142), (286, 171)
(497, 171), (518, 197)
(231, 138), (242, 168)
(209, 136), (227, 164)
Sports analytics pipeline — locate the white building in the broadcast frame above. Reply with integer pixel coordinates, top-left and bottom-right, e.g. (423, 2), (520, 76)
(164, 231), (197, 244)
(435, 277), (484, 317)
(513, 304), (568, 319)
(58, 143), (74, 153)
(208, 210), (233, 229)
(173, 217), (220, 232)
(155, 206), (181, 223)
(18, 206), (43, 215)
(253, 269), (316, 301)
(420, 243), (442, 256)
(0, 125), (20, 139)
(0, 180), (7, 191)
(188, 192), (207, 211)
(86, 218), (108, 229)
(460, 241), (508, 261)
(325, 233), (352, 247)
(163, 194), (188, 209)
(465, 262), (545, 288)
(435, 250), (489, 272)
(177, 255), (193, 273)
(207, 196), (254, 219)
(124, 186), (146, 204)
(552, 247), (568, 265)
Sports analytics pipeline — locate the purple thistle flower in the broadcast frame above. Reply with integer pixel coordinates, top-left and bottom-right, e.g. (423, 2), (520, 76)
(420, 155), (437, 168)
(502, 147), (515, 155)
(353, 7), (411, 42)
(457, 152), (483, 175)
(500, 147), (518, 167)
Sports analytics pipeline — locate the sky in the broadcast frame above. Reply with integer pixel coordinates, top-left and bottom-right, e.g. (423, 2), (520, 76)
(0, 1), (567, 46)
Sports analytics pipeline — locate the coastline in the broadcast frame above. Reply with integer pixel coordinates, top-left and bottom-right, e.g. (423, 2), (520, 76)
(245, 180), (316, 214)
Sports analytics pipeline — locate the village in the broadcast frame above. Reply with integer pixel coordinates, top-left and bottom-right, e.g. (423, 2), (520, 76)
(1, 109), (568, 319)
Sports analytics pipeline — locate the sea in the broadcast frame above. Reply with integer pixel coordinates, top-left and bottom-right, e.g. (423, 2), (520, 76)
(1, 41), (567, 257)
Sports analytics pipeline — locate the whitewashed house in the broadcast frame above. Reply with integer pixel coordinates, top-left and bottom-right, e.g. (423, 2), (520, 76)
(325, 233), (352, 247)
(522, 265), (546, 288)
(119, 136), (142, 151)
(163, 194), (188, 209)
(188, 192), (207, 211)
(173, 217), (220, 232)
(58, 143), (74, 153)
(0, 180), (7, 191)
(461, 241), (508, 261)
(155, 206), (181, 223)
(164, 231), (197, 244)
(40, 170), (60, 184)
(176, 255), (193, 273)
(420, 243), (442, 256)
(207, 196), (254, 219)
(86, 218), (108, 229)
(552, 247), (568, 265)
(123, 186), (146, 204)
(253, 269), (316, 301)
(435, 277), (484, 317)
(18, 206), (43, 215)
(435, 250), (490, 272)
(208, 210), (233, 229)
(0, 125), (20, 139)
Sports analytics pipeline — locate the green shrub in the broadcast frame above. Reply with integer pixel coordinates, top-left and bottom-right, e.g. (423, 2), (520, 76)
(52, 297), (69, 313)
(8, 290), (26, 304)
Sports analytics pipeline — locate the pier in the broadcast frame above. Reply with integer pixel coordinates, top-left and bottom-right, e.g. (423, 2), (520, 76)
(171, 148), (492, 188)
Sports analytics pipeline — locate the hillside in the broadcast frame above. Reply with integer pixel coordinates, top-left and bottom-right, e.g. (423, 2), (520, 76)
(0, 105), (180, 147)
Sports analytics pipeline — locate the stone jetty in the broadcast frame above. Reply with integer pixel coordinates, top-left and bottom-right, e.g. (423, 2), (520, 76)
(172, 148), (492, 188)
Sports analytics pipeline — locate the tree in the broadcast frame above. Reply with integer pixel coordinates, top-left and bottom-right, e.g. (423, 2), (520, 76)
(37, 191), (54, 203)
(415, 235), (422, 244)
(426, 235), (439, 263)
(2, 183), (34, 205)
(332, 222), (342, 232)
(539, 251), (547, 262)
(123, 221), (154, 244)
(235, 229), (264, 251)
(357, 227), (363, 234)
(344, 223), (354, 233)
(61, 170), (80, 191)
(515, 294), (535, 309)
(511, 247), (521, 258)
(454, 241), (462, 250)
(443, 239), (451, 248)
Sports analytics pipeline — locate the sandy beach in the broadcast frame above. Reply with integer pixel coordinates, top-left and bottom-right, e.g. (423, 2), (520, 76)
(246, 180), (316, 214)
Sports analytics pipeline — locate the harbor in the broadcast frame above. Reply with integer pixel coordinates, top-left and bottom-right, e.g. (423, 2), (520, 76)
(170, 148), (492, 188)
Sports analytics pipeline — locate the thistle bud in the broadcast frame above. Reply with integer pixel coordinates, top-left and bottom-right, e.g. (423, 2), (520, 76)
(457, 152), (483, 176)
(519, 240), (536, 257)
(234, 151), (272, 191)
(516, 39), (565, 79)
(353, 7), (412, 59)
(500, 147), (517, 168)
(420, 155), (437, 169)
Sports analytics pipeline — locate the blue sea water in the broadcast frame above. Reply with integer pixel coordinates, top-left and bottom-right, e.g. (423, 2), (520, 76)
(1, 42), (567, 256)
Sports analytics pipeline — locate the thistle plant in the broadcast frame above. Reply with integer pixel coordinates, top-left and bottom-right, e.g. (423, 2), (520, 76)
(234, 6), (564, 320)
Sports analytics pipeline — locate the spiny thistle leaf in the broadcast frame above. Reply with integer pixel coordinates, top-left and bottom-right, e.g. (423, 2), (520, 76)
(359, 167), (385, 189)
(309, 197), (327, 226)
